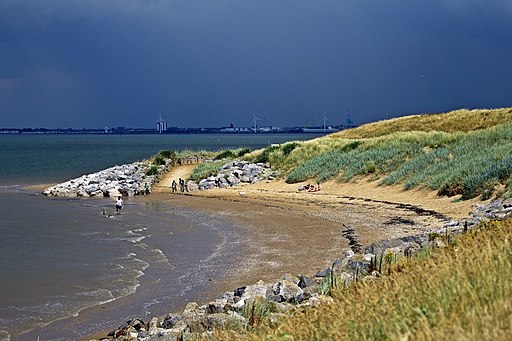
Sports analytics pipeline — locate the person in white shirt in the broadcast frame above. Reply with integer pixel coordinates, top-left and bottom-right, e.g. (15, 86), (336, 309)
(115, 196), (123, 214)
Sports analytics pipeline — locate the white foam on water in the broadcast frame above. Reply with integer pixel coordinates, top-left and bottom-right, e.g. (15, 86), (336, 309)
(0, 328), (11, 341)
(5, 288), (117, 339)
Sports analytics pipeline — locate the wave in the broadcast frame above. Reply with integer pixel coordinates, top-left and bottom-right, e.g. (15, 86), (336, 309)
(0, 329), (10, 341)
(1, 288), (117, 340)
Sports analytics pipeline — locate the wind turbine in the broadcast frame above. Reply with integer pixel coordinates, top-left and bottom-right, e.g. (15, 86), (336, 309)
(251, 113), (261, 133)
(346, 110), (353, 128)
(321, 114), (329, 132)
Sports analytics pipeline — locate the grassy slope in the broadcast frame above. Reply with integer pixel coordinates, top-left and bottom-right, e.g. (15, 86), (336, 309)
(331, 107), (512, 138)
(217, 219), (512, 340)
(246, 108), (512, 200)
(214, 108), (512, 340)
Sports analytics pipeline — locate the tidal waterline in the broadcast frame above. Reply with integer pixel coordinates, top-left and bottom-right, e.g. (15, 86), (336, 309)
(0, 133), (321, 340)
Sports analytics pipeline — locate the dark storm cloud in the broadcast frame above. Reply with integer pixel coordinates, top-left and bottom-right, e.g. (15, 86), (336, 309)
(0, 0), (511, 128)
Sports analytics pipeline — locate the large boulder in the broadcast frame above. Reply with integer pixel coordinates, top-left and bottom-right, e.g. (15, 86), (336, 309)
(272, 280), (304, 303)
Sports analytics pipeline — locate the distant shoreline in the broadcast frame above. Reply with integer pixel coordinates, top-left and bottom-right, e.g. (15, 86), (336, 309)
(0, 129), (348, 135)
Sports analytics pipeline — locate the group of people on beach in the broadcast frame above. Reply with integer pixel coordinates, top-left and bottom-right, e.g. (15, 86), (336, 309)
(106, 178), (189, 217)
(298, 182), (322, 193)
(171, 178), (188, 194)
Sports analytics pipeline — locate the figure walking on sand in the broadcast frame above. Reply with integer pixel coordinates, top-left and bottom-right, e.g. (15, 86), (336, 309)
(179, 178), (185, 193)
(171, 180), (177, 193)
(115, 196), (123, 214)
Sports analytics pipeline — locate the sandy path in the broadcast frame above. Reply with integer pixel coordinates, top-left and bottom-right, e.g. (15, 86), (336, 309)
(152, 165), (196, 193)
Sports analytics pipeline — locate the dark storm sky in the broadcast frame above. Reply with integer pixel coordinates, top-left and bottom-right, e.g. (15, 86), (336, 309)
(1, 0), (511, 129)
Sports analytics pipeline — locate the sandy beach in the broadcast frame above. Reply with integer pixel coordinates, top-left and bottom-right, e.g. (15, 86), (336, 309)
(149, 165), (484, 295)
(20, 162), (487, 340)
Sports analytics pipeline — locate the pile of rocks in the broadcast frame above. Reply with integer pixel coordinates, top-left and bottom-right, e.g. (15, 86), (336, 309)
(43, 162), (162, 198)
(102, 198), (512, 340)
(353, 198), (512, 273)
(196, 160), (278, 191)
(105, 273), (341, 340)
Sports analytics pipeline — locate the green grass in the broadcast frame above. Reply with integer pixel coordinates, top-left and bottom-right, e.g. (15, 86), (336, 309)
(242, 110), (512, 200)
(188, 160), (227, 182)
(145, 165), (159, 176)
(188, 148), (253, 181)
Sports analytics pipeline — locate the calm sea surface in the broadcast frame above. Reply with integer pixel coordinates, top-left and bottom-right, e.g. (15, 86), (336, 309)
(0, 134), (321, 340)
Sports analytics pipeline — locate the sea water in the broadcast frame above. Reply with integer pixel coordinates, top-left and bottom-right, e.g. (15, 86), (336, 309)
(0, 134), (320, 340)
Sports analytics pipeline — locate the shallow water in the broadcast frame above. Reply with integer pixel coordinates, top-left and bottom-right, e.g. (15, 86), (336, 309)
(0, 133), (321, 340)
(0, 191), (244, 340)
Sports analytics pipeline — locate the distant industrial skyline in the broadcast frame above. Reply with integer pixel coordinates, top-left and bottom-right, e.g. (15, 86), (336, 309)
(1, 1), (511, 129)
(0, 111), (353, 133)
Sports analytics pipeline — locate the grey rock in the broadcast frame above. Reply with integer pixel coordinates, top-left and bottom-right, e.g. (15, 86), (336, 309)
(315, 268), (331, 277)
(272, 280), (303, 303)
(161, 314), (182, 329)
(297, 275), (317, 289)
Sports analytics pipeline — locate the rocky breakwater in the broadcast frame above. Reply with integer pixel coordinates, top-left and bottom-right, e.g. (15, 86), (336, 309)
(348, 198), (512, 276)
(196, 160), (278, 191)
(43, 162), (160, 198)
(105, 275), (336, 341)
(102, 198), (512, 340)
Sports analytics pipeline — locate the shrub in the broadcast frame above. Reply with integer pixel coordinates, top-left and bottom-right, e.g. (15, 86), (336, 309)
(145, 165), (159, 176)
(158, 149), (176, 159)
(362, 161), (376, 174)
(254, 145), (280, 164)
(214, 149), (236, 160)
(237, 147), (251, 157)
(282, 142), (299, 156)
(153, 155), (166, 166)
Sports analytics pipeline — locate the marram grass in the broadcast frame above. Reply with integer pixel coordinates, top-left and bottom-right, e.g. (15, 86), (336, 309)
(330, 107), (512, 139)
(213, 219), (512, 340)
(243, 109), (512, 200)
(193, 108), (512, 199)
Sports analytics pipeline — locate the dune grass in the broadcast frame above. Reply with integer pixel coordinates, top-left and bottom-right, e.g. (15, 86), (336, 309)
(283, 123), (512, 199)
(187, 148), (253, 181)
(188, 160), (226, 182)
(242, 109), (512, 200)
(214, 218), (512, 340)
(330, 107), (512, 139)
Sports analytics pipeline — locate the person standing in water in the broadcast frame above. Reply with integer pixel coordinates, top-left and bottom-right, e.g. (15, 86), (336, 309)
(115, 196), (123, 214)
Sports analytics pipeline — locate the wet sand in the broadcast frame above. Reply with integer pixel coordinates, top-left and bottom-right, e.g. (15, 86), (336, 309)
(150, 166), (483, 295)
(32, 165), (482, 340)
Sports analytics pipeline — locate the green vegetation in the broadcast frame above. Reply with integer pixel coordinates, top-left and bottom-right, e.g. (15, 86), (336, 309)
(202, 109), (512, 340)
(145, 165), (159, 176)
(214, 149), (237, 160)
(158, 149), (176, 159)
(213, 148), (253, 161)
(189, 148), (253, 179)
(253, 145), (281, 164)
(216, 218), (512, 340)
(153, 155), (166, 166)
(237, 147), (252, 157)
(242, 108), (512, 200)
(188, 160), (226, 182)
(175, 149), (217, 159)
(282, 142), (300, 156)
